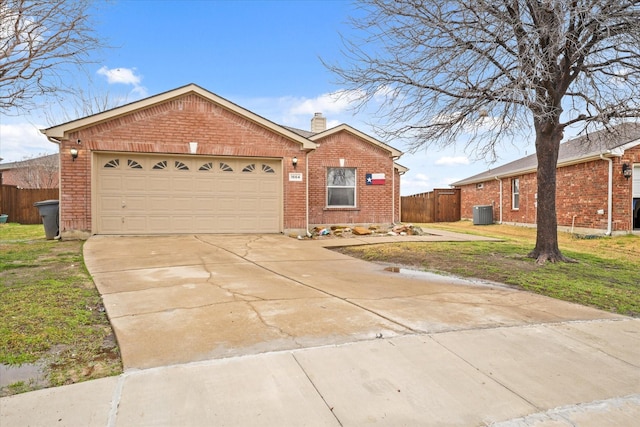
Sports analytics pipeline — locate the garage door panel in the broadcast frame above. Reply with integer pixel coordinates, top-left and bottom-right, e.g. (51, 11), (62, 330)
(123, 176), (147, 192)
(99, 195), (122, 212)
(260, 180), (279, 192)
(96, 154), (282, 234)
(99, 216), (123, 233)
(236, 179), (259, 192)
(146, 175), (170, 191)
(171, 176), (194, 192)
(99, 176), (122, 191)
(169, 216), (195, 233)
(215, 197), (239, 208)
(259, 201), (279, 213)
(193, 177), (215, 192)
(168, 197), (195, 212)
(194, 197), (217, 210)
(123, 216), (148, 232)
(236, 198), (259, 210)
(146, 216), (170, 233)
(124, 196), (147, 211)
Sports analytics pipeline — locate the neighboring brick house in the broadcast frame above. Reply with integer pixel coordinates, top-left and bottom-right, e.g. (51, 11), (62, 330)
(0, 154), (59, 189)
(41, 84), (406, 238)
(452, 123), (640, 235)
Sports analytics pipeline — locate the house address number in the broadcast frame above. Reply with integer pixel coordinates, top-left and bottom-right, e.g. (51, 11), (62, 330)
(289, 172), (303, 182)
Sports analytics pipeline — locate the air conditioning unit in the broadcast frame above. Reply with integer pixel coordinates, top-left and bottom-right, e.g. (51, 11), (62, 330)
(473, 205), (493, 225)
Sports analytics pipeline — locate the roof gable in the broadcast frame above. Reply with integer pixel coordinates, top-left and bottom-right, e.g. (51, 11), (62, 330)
(309, 124), (403, 158)
(41, 84), (317, 150)
(453, 122), (640, 186)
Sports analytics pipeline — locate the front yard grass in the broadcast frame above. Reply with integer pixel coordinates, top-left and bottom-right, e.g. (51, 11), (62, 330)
(0, 223), (122, 397)
(335, 222), (640, 317)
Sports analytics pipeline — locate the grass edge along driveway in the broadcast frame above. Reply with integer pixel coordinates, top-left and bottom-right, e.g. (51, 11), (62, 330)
(334, 222), (639, 318)
(1, 224), (122, 397)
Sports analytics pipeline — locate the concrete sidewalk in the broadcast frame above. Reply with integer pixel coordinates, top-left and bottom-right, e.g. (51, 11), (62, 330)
(2, 319), (639, 426)
(2, 230), (639, 426)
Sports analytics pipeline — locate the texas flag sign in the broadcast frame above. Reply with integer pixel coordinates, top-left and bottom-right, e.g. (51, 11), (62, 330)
(366, 173), (385, 185)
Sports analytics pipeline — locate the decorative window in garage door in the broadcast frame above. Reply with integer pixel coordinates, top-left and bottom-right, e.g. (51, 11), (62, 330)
(199, 162), (235, 172)
(241, 163), (276, 173)
(199, 162), (213, 171)
(152, 160), (190, 171)
(153, 160), (168, 170)
(175, 161), (189, 171)
(104, 159), (120, 168)
(102, 159), (143, 169)
(127, 159), (143, 169)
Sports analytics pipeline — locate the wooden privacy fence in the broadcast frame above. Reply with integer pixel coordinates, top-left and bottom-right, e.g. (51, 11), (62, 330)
(401, 188), (461, 223)
(0, 185), (59, 225)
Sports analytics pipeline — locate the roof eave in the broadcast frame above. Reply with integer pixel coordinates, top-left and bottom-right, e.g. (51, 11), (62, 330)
(310, 124), (403, 158)
(394, 162), (409, 173)
(452, 151), (627, 187)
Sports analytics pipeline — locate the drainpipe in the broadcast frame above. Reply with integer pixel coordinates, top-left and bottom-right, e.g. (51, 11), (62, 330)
(392, 159), (396, 223)
(305, 151), (310, 237)
(600, 154), (613, 236)
(495, 176), (503, 224)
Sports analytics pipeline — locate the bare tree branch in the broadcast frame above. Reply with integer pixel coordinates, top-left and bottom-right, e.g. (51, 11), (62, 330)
(327, 0), (640, 151)
(0, 0), (105, 113)
(327, 0), (640, 263)
(11, 153), (59, 188)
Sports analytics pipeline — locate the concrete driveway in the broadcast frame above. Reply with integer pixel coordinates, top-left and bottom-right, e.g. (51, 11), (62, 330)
(84, 232), (622, 370)
(3, 231), (639, 426)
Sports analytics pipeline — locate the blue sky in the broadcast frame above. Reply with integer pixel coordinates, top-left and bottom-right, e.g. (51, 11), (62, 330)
(0, 0), (537, 195)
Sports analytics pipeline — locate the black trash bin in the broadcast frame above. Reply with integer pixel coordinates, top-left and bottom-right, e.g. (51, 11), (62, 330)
(34, 200), (60, 240)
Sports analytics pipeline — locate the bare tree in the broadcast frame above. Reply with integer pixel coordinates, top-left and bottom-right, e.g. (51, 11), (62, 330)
(12, 153), (59, 188)
(0, 0), (104, 113)
(327, 0), (640, 263)
(44, 86), (127, 125)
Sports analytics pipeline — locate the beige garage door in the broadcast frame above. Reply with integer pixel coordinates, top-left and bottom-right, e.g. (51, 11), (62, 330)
(95, 154), (282, 234)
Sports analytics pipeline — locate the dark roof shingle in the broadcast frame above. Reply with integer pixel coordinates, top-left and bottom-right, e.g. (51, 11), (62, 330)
(452, 122), (640, 186)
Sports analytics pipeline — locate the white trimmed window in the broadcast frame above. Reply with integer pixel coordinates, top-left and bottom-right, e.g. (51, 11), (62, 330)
(512, 178), (520, 210)
(327, 168), (356, 207)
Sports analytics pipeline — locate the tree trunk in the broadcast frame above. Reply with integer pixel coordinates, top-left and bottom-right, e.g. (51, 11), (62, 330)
(528, 122), (573, 264)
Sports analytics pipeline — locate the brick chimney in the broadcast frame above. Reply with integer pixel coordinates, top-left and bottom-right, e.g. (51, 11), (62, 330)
(310, 112), (327, 133)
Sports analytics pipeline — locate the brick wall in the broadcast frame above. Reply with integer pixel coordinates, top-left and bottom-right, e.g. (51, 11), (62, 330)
(307, 130), (398, 226)
(57, 93), (400, 234)
(458, 147), (640, 233)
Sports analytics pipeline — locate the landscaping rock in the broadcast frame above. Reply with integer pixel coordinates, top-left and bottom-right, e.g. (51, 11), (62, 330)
(352, 226), (372, 235)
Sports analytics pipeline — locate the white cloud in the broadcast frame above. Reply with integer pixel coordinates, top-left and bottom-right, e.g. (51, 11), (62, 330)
(288, 89), (362, 116)
(240, 90), (366, 132)
(0, 122), (56, 163)
(400, 172), (432, 195)
(97, 66), (148, 98)
(435, 156), (470, 166)
(97, 66), (141, 85)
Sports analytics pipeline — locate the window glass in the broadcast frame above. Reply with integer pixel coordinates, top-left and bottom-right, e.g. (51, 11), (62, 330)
(512, 178), (520, 210)
(327, 168), (356, 207)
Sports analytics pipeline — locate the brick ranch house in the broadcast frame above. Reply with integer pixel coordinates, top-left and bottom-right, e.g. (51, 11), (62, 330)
(452, 123), (640, 235)
(41, 84), (406, 238)
(0, 153), (59, 189)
